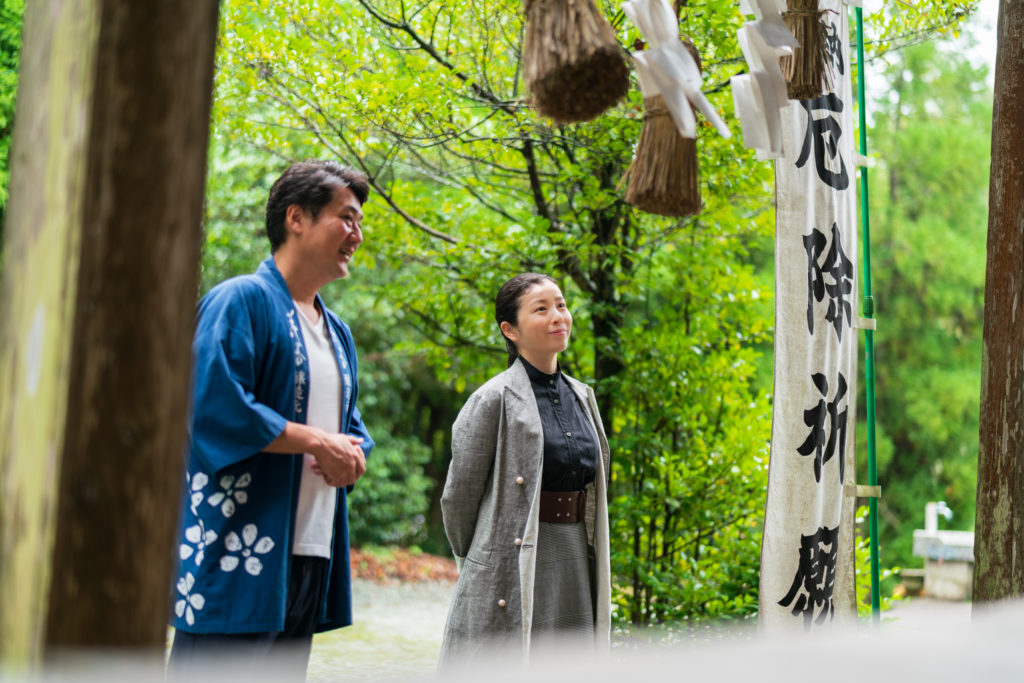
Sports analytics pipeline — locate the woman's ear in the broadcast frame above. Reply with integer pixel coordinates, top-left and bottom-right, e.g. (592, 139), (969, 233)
(500, 321), (518, 343)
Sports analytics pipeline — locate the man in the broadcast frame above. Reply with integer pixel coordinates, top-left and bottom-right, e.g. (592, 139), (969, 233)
(168, 161), (374, 677)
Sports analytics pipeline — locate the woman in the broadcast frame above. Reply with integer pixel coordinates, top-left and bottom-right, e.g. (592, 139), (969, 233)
(439, 273), (612, 666)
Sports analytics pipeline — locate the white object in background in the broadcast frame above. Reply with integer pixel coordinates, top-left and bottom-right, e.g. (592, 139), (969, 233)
(622, 0), (732, 139)
(739, 0), (788, 19)
(732, 74), (775, 156)
(732, 20), (796, 157)
(925, 501), (954, 532)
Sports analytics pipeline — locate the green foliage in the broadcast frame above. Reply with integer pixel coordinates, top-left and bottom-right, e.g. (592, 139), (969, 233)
(338, 269), (470, 555)
(0, 0), (24, 253)
(854, 507), (900, 618)
(862, 1), (981, 59)
(200, 141), (279, 292)
(348, 431), (434, 546)
(609, 228), (772, 627)
(208, 0), (977, 629)
(857, 35), (991, 570)
(213, 0), (776, 627)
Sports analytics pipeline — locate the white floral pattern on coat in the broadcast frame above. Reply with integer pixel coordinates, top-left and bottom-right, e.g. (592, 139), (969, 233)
(219, 523), (275, 576)
(175, 572), (206, 626)
(188, 471), (209, 515)
(179, 519), (218, 566)
(207, 472), (251, 518)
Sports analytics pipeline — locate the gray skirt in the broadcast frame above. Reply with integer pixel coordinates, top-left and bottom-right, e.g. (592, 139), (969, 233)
(531, 520), (595, 641)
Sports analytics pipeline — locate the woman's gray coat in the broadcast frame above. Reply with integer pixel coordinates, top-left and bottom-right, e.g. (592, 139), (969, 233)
(439, 359), (612, 665)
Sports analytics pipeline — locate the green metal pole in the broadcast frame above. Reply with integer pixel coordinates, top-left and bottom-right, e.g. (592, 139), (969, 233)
(854, 6), (881, 625)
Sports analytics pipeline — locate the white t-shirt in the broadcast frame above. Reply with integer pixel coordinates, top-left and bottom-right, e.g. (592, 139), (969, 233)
(291, 303), (344, 557)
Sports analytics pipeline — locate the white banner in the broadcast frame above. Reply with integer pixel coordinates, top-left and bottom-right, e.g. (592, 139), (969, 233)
(759, 0), (860, 631)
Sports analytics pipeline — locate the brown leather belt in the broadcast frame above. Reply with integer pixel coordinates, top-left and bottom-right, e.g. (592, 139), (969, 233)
(539, 490), (586, 524)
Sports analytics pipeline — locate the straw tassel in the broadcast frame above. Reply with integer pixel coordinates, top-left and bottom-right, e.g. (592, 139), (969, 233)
(625, 96), (701, 217)
(778, 0), (829, 100)
(522, 0), (630, 123)
(624, 38), (702, 218)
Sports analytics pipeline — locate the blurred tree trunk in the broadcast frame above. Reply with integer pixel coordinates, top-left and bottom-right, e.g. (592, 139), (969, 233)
(0, 0), (219, 662)
(974, 0), (1024, 605)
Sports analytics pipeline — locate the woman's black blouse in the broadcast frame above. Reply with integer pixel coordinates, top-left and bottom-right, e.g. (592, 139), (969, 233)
(520, 358), (598, 492)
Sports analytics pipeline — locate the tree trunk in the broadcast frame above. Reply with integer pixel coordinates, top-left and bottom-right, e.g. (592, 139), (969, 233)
(0, 0), (219, 661)
(44, 0), (220, 651)
(973, 0), (1024, 606)
(590, 166), (627, 434)
(592, 295), (624, 434)
(0, 1), (100, 662)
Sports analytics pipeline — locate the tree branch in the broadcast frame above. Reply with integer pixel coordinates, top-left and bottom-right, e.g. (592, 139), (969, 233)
(403, 304), (501, 354)
(256, 64), (463, 245)
(355, 0), (522, 116)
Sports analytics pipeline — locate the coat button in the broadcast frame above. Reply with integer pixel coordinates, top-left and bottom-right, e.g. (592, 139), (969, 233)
(514, 538), (522, 546)
(515, 476), (524, 485)
(498, 599), (507, 607)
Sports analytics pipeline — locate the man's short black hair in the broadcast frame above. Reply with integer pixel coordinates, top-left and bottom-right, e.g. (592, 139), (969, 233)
(265, 161), (370, 252)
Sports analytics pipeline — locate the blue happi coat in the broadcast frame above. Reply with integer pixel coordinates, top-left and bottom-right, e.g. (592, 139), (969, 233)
(171, 257), (374, 634)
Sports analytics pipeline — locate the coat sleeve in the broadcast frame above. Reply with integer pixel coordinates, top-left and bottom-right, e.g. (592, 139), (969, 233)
(190, 282), (288, 475)
(441, 387), (502, 559)
(343, 405), (374, 494)
(349, 405), (374, 458)
(586, 386), (612, 485)
(335, 316), (374, 459)
(330, 314), (374, 492)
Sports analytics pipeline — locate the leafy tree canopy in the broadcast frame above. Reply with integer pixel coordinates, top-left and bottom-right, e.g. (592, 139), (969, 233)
(859, 33), (991, 570)
(205, 0), (977, 626)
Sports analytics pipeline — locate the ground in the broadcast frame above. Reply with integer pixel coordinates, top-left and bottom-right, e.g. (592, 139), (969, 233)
(309, 576), (453, 681)
(307, 548), (457, 680)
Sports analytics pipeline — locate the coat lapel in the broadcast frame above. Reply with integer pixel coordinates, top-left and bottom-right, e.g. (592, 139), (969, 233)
(506, 358), (534, 402)
(504, 359), (545, 477)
